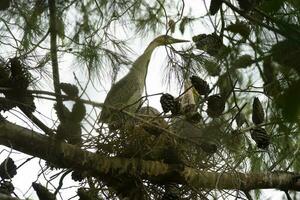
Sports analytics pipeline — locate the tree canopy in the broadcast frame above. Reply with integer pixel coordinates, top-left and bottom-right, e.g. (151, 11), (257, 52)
(0, 0), (300, 199)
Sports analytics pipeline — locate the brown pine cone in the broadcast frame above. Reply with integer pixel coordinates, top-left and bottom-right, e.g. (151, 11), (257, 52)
(190, 76), (210, 96)
(160, 93), (181, 115)
(251, 127), (270, 149)
(252, 97), (264, 125)
(207, 95), (225, 118)
(209, 0), (222, 15)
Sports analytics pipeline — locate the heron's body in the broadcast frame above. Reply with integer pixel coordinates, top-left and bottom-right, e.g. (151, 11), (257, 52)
(99, 35), (188, 127)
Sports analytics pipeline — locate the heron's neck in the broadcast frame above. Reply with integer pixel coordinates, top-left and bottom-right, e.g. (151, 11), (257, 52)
(144, 41), (160, 55)
(131, 41), (160, 74)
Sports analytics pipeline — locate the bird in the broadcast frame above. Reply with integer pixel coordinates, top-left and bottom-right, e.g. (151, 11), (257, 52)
(171, 81), (203, 139)
(98, 35), (189, 129)
(136, 106), (168, 136)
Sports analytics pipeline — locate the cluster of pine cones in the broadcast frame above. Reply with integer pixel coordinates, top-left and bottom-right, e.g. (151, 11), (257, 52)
(160, 75), (271, 150)
(0, 57), (35, 113)
(55, 83), (86, 146)
(160, 75), (225, 119)
(0, 157), (17, 196)
(209, 0), (258, 16)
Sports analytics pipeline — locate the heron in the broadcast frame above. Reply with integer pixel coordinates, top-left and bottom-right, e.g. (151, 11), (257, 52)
(98, 35), (189, 129)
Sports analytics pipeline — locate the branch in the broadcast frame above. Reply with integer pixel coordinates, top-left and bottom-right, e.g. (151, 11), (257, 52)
(222, 0), (299, 41)
(48, 0), (64, 120)
(0, 193), (20, 200)
(0, 87), (103, 108)
(0, 97), (53, 136)
(0, 121), (300, 191)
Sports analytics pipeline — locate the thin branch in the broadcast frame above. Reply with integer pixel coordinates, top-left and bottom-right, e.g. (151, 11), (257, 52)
(222, 0), (297, 41)
(284, 190), (292, 200)
(48, 0), (64, 121)
(243, 190), (253, 200)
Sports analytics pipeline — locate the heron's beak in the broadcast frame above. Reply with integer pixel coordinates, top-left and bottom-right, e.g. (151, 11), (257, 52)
(172, 38), (190, 43)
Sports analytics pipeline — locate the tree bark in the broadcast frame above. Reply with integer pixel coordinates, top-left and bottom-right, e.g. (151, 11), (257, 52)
(0, 193), (20, 200)
(0, 120), (300, 191)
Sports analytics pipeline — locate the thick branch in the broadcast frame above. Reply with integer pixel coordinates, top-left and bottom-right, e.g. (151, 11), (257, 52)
(0, 121), (299, 191)
(0, 193), (20, 200)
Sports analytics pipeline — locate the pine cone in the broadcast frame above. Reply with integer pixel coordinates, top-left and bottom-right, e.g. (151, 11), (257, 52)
(251, 127), (270, 149)
(0, 157), (17, 179)
(0, 181), (14, 195)
(263, 56), (275, 83)
(171, 99), (181, 115)
(77, 188), (99, 200)
(237, 0), (257, 12)
(160, 93), (180, 115)
(10, 57), (31, 89)
(190, 76), (210, 96)
(236, 112), (246, 127)
(209, 0), (222, 15)
(71, 101), (86, 123)
(7, 58), (35, 113)
(0, 97), (16, 111)
(192, 33), (225, 56)
(45, 162), (61, 170)
(71, 170), (85, 182)
(59, 83), (79, 98)
(263, 82), (280, 97)
(55, 103), (72, 122)
(207, 95), (225, 118)
(32, 183), (56, 200)
(252, 97), (264, 125)
(0, 0), (10, 11)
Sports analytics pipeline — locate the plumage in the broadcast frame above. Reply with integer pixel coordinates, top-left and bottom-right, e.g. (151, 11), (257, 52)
(99, 35), (188, 128)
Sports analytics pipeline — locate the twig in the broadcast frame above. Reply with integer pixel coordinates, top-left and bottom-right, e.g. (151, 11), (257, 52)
(54, 169), (72, 196)
(243, 190), (253, 200)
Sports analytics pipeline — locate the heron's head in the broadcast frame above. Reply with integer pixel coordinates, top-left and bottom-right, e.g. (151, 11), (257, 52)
(153, 35), (189, 46)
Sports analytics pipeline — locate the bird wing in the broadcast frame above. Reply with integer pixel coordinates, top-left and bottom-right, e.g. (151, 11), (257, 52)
(99, 73), (144, 123)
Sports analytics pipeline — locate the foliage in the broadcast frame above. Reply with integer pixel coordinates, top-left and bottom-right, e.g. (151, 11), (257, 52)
(0, 0), (300, 200)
